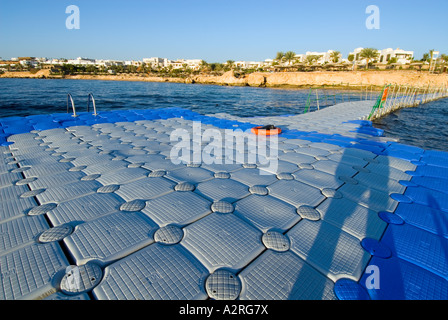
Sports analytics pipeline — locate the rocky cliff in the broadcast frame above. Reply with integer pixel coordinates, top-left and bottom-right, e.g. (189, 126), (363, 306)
(189, 70), (448, 88)
(2, 69), (447, 88)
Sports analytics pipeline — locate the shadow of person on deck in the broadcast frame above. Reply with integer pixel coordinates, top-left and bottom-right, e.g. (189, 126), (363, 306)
(285, 119), (405, 300)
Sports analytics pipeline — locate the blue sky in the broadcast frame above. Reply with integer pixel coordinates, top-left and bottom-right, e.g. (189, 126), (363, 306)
(1, 0), (447, 62)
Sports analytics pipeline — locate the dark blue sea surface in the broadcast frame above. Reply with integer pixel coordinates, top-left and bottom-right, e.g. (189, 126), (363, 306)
(373, 98), (448, 152)
(0, 78), (315, 119)
(1, 78), (447, 151)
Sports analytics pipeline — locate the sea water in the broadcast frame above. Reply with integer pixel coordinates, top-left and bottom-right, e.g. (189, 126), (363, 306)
(0, 78), (314, 118)
(1, 78), (447, 151)
(373, 98), (448, 152)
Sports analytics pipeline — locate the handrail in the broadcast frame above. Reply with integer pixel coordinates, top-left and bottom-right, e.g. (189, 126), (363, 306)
(367, 83), (448, 120)
(87, 93), (98, 116)
(67, 93), (78, 117)
(303, 85), (378, 114)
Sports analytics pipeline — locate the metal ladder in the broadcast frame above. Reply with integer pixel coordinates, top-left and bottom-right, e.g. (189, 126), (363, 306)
(87, 93), (98, 116)
(429, 51), (440, 74)
(67, 93), (98, 117)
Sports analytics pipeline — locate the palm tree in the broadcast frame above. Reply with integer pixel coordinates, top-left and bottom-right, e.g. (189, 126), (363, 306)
(284, 51), (296, 65)
(275, 52), (285, 64)
(199, 60), (209, 73)
(306, 55), (319, 65)
(226, 60), (235, 70)
(441, 54), (448, 64)
(360, 48), (379, 69)
(330, 51), (341, 63)
(441, 54), (448, 72)
(429, 49), (436, 67)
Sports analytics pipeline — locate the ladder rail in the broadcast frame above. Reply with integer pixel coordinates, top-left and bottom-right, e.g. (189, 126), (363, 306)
(87, 93), (98, 116)
(67, 93), (78, 117)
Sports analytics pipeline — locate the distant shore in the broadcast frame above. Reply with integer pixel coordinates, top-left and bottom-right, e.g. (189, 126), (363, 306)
(1, 69), (447, 89)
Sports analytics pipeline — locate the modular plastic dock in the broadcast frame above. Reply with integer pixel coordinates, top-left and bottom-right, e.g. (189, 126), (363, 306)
(1, 100), (447, 300)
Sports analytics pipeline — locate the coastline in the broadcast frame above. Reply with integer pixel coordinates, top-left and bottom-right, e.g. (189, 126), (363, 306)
(1, 69), (447, 89)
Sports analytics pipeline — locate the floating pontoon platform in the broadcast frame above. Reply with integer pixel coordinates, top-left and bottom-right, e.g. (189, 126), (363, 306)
(0, 100), (447, 300)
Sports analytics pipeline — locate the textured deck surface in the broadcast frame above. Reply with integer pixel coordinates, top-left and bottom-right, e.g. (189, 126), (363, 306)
(1, 101), (447, 300)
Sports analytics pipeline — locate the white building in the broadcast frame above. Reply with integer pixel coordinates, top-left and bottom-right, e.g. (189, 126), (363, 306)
(167, 60), (184, 69)
(66, 57), (96, 65)
(95, 59), (124, 67)
(234, 61), (265, 69)
(305, 50), (342, 64)
(183, 59), (202, 70)
(124, 60), (143, 67)
(169, 59), (203, 70)
(46, 59), (66, 65)
(293, 54), (306, 63)
(378, 48), (414, 64)
(349, 48), (414, 65)
(143, 57), (165, 68)
(19, 58), (39, 68)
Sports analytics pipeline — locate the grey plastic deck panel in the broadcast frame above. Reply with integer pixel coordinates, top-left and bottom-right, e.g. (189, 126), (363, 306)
(233, 194), (301, 232)
(180, 212), (265, 272)
(93, 244), (209, 300)
(238, 250), (337, 300)
(64, 211), (158, 266)
(287, 219), (371, 282)
(1, 100), (447, 300)
(316, 197), (388, 240)
(0, 215), (49, 254)
(114, 176), (176, 202)
(45, 193), (125, 226)
(194, 178), (251, 203)
(267, 179), (326, 208)
(142, 190), (212, 227)
(0, 242), (70, 300)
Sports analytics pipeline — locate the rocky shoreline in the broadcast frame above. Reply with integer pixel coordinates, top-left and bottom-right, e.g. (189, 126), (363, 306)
(2, 69), (447, 89)
(189, 70), (448, 89)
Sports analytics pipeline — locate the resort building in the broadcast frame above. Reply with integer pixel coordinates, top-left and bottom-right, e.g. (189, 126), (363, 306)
(378, 48), (414, 64)
(176, 59), (203, 70)
(142, 58), (201, 70)
(124, 60), (143, 67)
(293, 54), (306, 63)
(349, 48), (414, 65)
(143, 57), (165, 68)
(304, 50), (342, 64)
(234, 61), (267, 69)
(66, 57), (96, 65)
(95, 59), (124, 67)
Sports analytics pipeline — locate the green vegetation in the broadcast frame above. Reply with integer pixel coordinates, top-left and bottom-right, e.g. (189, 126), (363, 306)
(4, 47), (448, 78)
(306, 55), (320, 65)
(387, 57), (398, 64)
(275, 52), (285, 63)
(441, 54), (448, 64)
(284, 51), (296, 65)
(330, 51), (341, 63)
(359, 48), (379, 69)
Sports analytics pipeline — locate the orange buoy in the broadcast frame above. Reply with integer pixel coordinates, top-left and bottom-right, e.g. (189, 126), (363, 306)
(251, 125), (282, 136)
(381, 87), (389, 102)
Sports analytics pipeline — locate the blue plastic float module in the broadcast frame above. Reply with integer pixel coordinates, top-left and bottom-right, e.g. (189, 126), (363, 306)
(3, 106), (448, 301)
(1, 107), (385, 148)
(324, 123), (448, 300)
(0, 107), (262, 145)
(338, 143), (448, 300)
